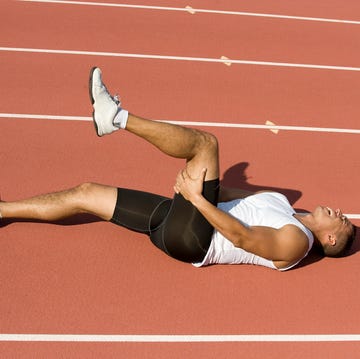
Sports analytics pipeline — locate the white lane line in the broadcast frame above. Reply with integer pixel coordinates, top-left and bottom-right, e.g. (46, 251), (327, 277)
(1, 47), (360, 72)
(166, 120), (360, 135)
(0, 113), (91, 121)
(346, 215), (360, 219)
(1, 113), (360, 135)
(17, 0), (360, 25)
(1, 334), (360, 342)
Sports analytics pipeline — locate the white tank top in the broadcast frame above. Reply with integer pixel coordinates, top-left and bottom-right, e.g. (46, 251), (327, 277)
(193, 192), (314, 271)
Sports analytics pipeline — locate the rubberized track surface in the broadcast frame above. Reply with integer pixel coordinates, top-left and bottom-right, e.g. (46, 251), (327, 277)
(0, 0), (359, 357)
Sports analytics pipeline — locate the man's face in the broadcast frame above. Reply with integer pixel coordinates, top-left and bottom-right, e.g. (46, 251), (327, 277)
(313, 206), (353, 238)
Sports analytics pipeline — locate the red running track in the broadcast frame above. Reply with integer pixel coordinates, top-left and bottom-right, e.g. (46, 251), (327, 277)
(0, 0), (359, 357)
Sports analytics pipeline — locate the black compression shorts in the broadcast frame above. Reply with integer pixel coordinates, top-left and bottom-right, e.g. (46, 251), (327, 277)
(110, 179), (219, 263)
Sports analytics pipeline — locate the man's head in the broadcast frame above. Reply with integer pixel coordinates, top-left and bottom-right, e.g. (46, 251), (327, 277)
(311, 206), (356, 257)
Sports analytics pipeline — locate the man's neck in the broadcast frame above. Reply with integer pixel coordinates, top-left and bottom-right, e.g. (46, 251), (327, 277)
(293, 212), (324, 250)
(293, 212), (313, 230)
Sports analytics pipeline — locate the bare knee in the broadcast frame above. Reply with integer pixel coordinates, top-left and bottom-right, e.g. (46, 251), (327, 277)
(73, 182), (99, 210)
(205, 132), (219, 155)
(75, 182), (96, 195)
(196, 131), (219, 156)
(187, 131), (219, 180)
(73, 182), (117, 220)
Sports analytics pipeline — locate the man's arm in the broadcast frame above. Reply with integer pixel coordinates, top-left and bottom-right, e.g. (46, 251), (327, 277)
(175, 169), (309, 269)
(192, 194), (308, 268)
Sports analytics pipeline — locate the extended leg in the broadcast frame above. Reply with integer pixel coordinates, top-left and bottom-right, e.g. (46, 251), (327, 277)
(0, 183), (117, 222)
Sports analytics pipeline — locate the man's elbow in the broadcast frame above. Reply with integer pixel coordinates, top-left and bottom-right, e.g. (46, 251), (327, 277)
(229, 231), (247, 249)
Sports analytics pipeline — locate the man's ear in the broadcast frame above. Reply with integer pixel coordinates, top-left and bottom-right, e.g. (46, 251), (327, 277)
(328, 234), (337, 246)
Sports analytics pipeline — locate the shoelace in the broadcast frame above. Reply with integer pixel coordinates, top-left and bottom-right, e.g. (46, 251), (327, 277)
(99, 80), (121, 106)
(113, 94), (120, 106)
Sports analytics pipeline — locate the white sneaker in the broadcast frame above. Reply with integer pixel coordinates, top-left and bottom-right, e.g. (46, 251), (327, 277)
(89, 67), (120, 136)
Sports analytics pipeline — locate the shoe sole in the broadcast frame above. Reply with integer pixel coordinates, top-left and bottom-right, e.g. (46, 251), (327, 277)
(88, 66), (101, 137)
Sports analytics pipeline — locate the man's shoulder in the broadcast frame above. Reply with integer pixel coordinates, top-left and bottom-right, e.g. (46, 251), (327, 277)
(274, 225), (310, 269)
(278, 224), (310, 253)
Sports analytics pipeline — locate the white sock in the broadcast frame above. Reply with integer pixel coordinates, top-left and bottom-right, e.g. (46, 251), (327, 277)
(113, 109), (129, 129)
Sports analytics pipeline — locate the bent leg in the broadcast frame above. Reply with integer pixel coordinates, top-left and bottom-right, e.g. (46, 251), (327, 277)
(0, 183), (118, 222)
(119, 115), (220, 262)
(90, 68), (219, 181)
(125, 114), (219, 181)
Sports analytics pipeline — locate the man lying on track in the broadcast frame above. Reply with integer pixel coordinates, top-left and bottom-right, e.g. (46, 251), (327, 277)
(0, 67), (356, 271)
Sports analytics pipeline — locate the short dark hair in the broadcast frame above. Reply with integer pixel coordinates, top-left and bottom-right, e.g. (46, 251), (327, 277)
(346, 224), (357, 251)
(323, 224), (357, 257)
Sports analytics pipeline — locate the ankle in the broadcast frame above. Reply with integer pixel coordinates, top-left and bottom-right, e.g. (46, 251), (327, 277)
(113, 109), (129, 129)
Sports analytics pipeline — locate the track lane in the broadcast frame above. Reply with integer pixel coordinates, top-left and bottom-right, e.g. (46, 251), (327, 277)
(1, 52), (359, 130)
(0, 0), (359, 357)
(1, 341), (360, 359)
(2, 0), (360, 67)
(14, 0), (360, 22)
